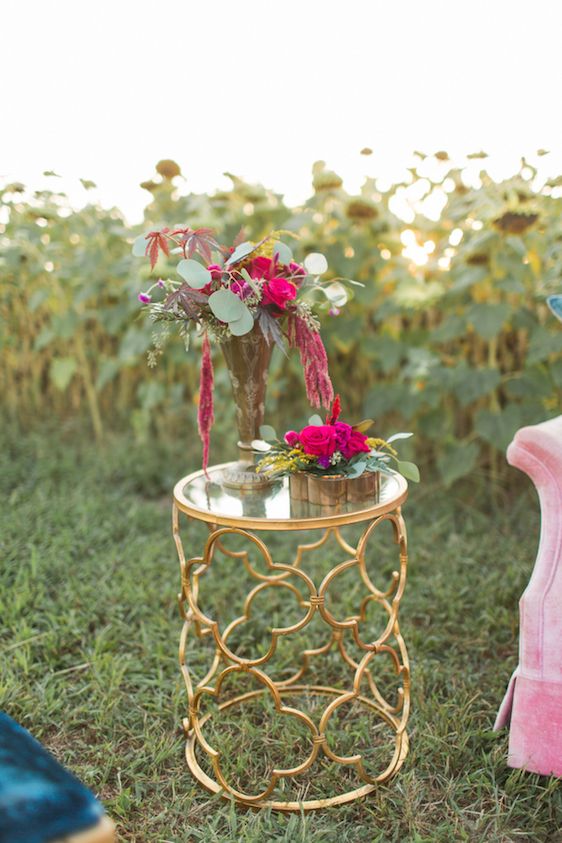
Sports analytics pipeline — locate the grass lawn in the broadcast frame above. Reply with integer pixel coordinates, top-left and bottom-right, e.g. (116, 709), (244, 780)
(1, 423), (561, 842)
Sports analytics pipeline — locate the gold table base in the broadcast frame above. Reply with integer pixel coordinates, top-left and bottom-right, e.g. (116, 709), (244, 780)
(173, 467), (410, 812)
(185, 685), (409, 811)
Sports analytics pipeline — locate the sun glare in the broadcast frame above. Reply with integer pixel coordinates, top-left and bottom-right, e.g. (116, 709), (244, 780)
(449, 228), (463, 246)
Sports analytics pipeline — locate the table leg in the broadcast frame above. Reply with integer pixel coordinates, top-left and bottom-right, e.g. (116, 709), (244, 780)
(173, 505), (410, 811)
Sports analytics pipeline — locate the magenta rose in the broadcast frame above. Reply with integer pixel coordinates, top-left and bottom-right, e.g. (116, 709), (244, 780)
(341, 430), (371, 460)
(249, 255), (275, 280)
(333, 422), (352, 451)
(299, 425), (337, 458)
(262, 277), (297, 310)
(284, 430), (300, 447)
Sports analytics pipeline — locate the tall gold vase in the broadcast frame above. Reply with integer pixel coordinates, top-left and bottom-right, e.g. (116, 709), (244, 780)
(220, 324), (273, 490)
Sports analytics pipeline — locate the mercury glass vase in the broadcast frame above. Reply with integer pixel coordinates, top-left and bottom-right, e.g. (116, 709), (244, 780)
(219, 324), (274, 490)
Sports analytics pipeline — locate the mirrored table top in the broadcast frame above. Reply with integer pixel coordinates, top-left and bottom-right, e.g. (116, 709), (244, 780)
(174, 463), (408, 530)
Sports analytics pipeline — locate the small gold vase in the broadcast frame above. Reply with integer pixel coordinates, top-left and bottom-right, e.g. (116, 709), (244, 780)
(220, 324), (274, 490)
(289, 471), (380, 507)
(307, 474), (347, 506)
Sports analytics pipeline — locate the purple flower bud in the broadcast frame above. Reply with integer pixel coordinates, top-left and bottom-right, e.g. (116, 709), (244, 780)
(157, 278), (165, 288)
(138, 292), (152, 304)
(284, 430), (300, 447)
(329, 306), (341, 317)
(231, 280), (252, 300)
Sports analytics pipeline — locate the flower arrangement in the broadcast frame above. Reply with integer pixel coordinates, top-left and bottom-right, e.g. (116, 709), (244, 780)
(257, 395), (420, 483)
(132, 226), (356, 469)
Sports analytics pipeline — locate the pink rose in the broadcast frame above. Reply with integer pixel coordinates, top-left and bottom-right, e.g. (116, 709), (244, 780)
(333, 422), (352, 451)
(341, 430), (370, 460)
(284, 430), (300, 447)
(299, 425), (337, 457)
(262, 277), (297, 310)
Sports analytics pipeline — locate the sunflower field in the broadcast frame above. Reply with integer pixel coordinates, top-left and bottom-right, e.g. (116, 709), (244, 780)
(2, 152), (561, 485)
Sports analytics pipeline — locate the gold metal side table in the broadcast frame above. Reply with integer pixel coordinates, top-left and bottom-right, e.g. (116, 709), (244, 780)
(173, 463), (410, 811)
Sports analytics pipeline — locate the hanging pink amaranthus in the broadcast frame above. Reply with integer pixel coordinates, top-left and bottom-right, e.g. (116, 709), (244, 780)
(198, 333), (214, 472)
(288, 315), (334, 409)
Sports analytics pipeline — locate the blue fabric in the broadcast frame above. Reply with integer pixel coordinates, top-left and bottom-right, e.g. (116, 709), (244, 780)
(0, 712), (104, 843)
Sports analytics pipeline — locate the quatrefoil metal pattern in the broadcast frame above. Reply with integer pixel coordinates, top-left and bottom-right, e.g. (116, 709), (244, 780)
(173, 503), (411, 811)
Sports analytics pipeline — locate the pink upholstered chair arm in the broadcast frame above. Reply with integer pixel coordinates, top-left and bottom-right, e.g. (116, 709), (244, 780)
(506, 417), (562, 678)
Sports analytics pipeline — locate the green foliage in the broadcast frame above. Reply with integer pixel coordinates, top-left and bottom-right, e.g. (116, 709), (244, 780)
(1, 154), (561, 483)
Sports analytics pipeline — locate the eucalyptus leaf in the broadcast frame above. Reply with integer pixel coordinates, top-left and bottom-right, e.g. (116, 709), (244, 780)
(346, 460), (367, 478)
(323, 282), (348, 307)
(308, 414), (324, 426)
(208, 289), (246, 322)
(273, 241), (293, 265)
(251, 439), (271, 452)
(259, 424), (278, 441)
(132, 235), (147, 257)
(226, 241), (255, 266)
(177, 259), (212, 289)
(240, 267), (260, 295)
(396, 460), (420, 482)
(228, 306), (254, 336)
(386, 432), (414, 444)
(304, 252), (328, 275)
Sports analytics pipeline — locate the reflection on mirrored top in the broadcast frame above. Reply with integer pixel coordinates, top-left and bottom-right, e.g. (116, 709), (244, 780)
(175, 463), (407, 529)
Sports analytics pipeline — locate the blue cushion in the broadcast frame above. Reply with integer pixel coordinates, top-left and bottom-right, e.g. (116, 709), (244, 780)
(0, 712), (104, 843)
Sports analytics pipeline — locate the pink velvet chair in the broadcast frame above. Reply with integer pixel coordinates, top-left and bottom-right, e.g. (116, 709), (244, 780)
(494, 415), (562, 775)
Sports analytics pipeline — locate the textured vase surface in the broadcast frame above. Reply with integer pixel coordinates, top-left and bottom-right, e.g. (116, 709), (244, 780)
(220, 325), (273, 466)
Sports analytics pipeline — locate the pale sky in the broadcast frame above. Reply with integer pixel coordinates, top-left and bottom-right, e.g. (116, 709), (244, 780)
(2, 0), (561, 222)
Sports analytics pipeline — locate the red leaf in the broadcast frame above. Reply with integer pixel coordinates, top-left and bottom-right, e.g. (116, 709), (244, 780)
(145, 228), (170, 270)
(174, 227), (221, 262)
